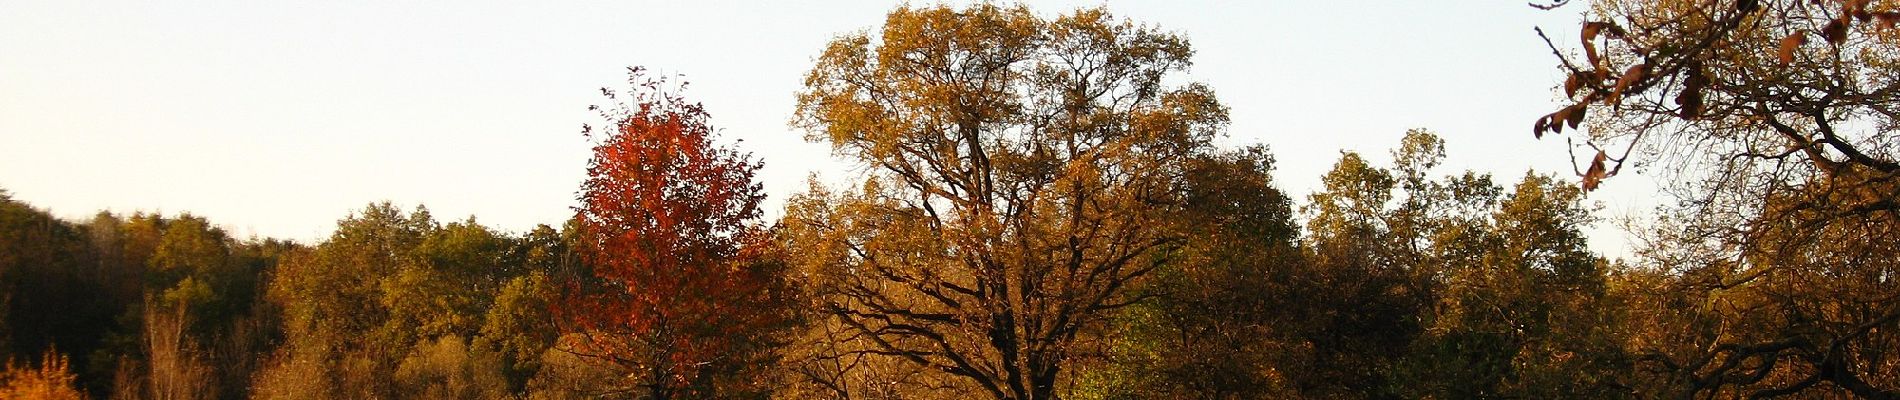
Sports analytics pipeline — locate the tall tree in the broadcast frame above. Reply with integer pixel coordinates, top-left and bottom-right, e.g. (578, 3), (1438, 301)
(561, 67), (796, 399)
(1073, 145), (1303, 399)
(1291, 142), (1432, 398)
(260, 202), (436, 398)
(785, 5), (1226, 399)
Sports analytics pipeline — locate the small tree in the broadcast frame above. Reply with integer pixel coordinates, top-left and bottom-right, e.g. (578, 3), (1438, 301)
(0, 349), (86, 400)
(560, 67), (795, 399)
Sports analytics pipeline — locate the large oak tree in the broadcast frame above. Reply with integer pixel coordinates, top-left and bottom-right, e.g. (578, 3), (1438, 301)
(784, 5), (1229, 399)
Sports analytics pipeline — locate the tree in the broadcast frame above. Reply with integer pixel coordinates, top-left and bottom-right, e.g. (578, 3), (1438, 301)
(479, 269), (556, 392)
(1412, 173), (1625, 399)
(257, 203), (572, 399)
(392, 335), (508, 399)
(1532, 0), (1900, 396)
(1279, 130), (1625, 398)
(0, 192), (123, 394)
(479, 223), (565, 393)
(382, 218), (511, 348)
(143, 299), (213, 400)
(784, 5), (1227, 399)
(1607, 170), (1900, 397)
(1073, 146), (1303, 399)
(261, 203), (436, 398)
(0, 349), (87, 400)
(560, 67), (797, 399)
(147, 214), (242, 335)
(1290, 147), (1425, 399)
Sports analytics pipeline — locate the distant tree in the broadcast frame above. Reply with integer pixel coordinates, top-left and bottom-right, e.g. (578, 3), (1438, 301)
(1074, 145), (1303, 399)
(0, 192), (120, 393)
(142, 300), (212, 400)
(560, 67), (797, 399)
(1291, 144), (1431, 398)
(254, 203), (568, 399)
(478, 223), (565, 393)
(262, 203), (436, 398)
(381, 218), (510, 349)
(1284, 130), (1623, 398)
(480, 269), (556, 392)
(147, 215), (239, 333)
(1413, 173), (1625, 399)
(393, 335), (508, 399)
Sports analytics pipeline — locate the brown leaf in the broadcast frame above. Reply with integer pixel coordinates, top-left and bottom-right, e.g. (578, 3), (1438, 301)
(1534, 115), (1550, 139)
(1677, 88), (1704, 119)
(1564, 73), (1585, 98)
(1824, 18), (1850, 44)
(1551, 108), (1571, 135)
(1678, 67), (1707, 119)
(1608, 63), (1648, 106)
(1582, 150), (1609, 191)
(1580, 22), (1624, 70)
(1583, 40), (1601, 70)
(1877, 12), (1900, 30)
(1779, 31), (1808, 64)
(1582, 22), (1604, 42)
(1565, 103), (1587, 129)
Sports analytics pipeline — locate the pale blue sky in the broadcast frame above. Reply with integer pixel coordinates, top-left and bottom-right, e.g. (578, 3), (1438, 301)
(0, 1), (1656, 256)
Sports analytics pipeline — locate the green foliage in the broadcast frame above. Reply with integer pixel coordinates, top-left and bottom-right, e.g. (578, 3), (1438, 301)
(264, 203), (432, 398)
(1077, 145), (1302, 399)
(393, 335), (509, 400)
(1198, 130), (1626, 399)
(0, 196), (127, 394)
(156, 277), (213, 316)
(480, 271), (556, 390)
(255, 203), (572, 399)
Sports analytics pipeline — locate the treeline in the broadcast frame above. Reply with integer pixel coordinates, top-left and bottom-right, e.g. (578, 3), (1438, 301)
(0, 130), (1626, 400)
(0, 197), (570, 398)
(3, 1), (1897, 399)
(0, 196), (293, 399)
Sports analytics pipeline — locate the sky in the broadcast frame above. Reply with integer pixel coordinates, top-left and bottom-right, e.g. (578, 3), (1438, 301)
(0, 1), (1661, 257)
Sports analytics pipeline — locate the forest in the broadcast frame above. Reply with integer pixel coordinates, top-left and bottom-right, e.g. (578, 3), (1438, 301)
(2, 1), (1897, 399)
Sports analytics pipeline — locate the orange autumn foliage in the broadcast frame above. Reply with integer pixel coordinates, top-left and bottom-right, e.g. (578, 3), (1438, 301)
(0, 350), (85, 400)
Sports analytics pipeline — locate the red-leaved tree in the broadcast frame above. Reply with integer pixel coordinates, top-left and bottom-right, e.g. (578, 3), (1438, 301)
(559, 67), (795, 399)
